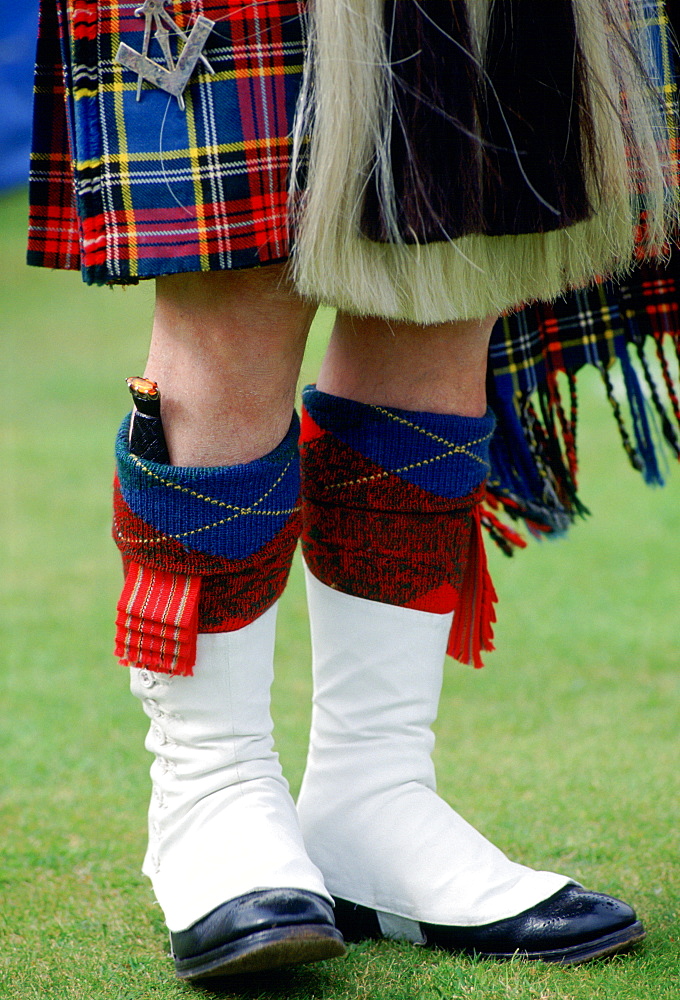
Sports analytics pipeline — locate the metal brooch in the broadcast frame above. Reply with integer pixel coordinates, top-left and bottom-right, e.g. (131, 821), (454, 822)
(115, 1), (215, 111)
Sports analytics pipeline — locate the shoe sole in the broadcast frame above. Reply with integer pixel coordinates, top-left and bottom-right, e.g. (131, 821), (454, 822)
(474, 920), (646, 965)
(173, 924), (346, 980)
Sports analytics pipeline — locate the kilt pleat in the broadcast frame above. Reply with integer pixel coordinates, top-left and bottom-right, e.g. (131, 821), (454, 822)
(27, 0), (307, 283)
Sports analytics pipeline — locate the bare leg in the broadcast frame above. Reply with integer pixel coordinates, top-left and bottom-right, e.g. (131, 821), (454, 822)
(317, 311), (497, 415)
(145, 264), (315, 466)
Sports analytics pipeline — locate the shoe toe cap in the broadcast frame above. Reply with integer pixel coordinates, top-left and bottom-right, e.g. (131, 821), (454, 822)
(424, 885), (638, 955)
(501, 885), (636, 949)
(171, 889), (337, 960)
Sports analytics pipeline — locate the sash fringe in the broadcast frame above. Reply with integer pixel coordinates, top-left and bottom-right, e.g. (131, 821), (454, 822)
(485, 272), (680, 549)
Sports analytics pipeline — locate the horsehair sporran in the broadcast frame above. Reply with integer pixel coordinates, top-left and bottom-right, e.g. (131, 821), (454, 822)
(291, 0), (676, 324)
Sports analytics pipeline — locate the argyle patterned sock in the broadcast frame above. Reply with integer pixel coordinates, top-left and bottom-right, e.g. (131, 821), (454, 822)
(112, 413), (301, 676)
(300, 386), (497, 667)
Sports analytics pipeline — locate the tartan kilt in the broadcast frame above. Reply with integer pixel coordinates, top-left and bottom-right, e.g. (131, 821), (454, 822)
(27, 0), (307, 283)
(26, 1), (680, 543)
(28, 0), (676, 293)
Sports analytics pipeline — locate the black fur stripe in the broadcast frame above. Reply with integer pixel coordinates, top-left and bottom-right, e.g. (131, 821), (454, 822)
(361, 0), (594, 243)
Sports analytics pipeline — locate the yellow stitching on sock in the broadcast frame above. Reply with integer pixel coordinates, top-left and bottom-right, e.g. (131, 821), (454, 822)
(114, 503), (301, 545)
(320, 445), (489, 493)
(129, 453), (294, 514)
(368, 405), (494, 451)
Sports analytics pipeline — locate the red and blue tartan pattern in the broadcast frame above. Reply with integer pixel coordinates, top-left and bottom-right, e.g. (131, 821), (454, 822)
(300, 388), (498, 668)
(113, 413), (302, 673)
(486, 251), (680, 539)
(483, 0), (680, 535)
(28, 0), (307, 283)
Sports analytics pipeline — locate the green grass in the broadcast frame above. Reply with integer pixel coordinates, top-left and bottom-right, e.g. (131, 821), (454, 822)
(1, 186), (679, 999)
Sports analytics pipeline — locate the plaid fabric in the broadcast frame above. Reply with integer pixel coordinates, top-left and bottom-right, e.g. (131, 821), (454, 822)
(490, 262), (680, 403)
(486, 247), (680, 535)
(27, 0), (307, 283)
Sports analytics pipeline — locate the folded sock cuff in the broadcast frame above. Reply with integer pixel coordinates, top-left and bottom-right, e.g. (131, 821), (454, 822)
(301, 385), (494, 499)
(115, 412), (300, 559)
(113, 415), (301, 674)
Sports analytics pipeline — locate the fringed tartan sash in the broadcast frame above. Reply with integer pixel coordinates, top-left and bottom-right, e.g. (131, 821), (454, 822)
(113, 414), (301, 675)
(300, 387), (497, 668)
(486, 254), (680, 546)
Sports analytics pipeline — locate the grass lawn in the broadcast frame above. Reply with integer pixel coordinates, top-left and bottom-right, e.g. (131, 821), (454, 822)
(1, 186), (678, 999)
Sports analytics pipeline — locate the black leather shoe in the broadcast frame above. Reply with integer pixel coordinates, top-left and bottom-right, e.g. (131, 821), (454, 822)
(170, 889), (346, 980)
(334, 886), (645, 964)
